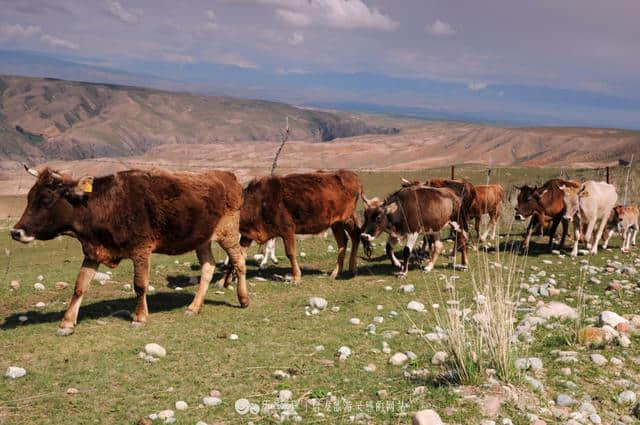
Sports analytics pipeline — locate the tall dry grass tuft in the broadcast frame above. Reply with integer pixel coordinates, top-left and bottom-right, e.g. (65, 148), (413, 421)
(426, 242), (524, 384)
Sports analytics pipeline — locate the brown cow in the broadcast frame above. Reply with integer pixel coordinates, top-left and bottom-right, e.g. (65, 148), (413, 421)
(514, 179), (581, 251)
(470, 184), (505, 242)
(11, 166), (248, 336)
(602, 205), (639, 252)
(361, 186), (468, 275)
(229, 170), (363, 284)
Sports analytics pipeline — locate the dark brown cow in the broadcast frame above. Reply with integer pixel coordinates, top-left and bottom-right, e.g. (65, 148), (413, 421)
(469, 184), (505, 242)
(11, 166), (248, 335)
(361, 186), (468, 275)
(514, 179), (581, 251)
(229, 170), (363, 284)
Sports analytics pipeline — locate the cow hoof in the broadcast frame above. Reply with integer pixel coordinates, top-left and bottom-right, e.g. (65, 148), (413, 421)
(184, 309), (198, 317)
(130, 321), (145, 329)
(56, 327), (74, 336)
(239, 301), (249, 309)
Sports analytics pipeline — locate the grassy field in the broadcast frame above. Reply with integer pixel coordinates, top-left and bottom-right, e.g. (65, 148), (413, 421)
(1, 165), (639, 424)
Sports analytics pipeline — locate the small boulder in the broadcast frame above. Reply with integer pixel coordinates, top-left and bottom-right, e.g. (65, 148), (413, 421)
(5, 366), (26, 379)
(175, 401), (188, 410)
(308, 297), (327, 310)
(600, 311), (628, 328)
(202, 396), (221, 407)
(407, 301), (425, 312)
(144, 343), (167, 358)
(389, 352), (409, 366)
(412, 409), (444, 425)
(535, 301), (578, 320)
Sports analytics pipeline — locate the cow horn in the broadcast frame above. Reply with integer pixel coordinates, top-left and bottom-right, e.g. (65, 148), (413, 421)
(361, 192), (371, 207)
(22, 163), (39, 177)
(401, 178), (411, 184)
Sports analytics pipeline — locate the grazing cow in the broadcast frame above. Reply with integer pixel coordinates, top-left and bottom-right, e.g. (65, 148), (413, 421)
(361, 186), (468, 275)
(11, 166), (248, 336)
(514, 179), (581, 251)
(602, 205), (639, 252)
(560, 181), (618, 256)
(469, 184), (505, 242)
(229, 170), (363, 284)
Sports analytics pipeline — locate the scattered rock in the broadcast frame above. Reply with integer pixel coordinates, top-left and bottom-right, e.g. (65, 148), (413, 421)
(175, 401), (188, 410)
(600, 311), (628, 328)
(389, 352), (409, 366)
(617, 390), (637, 404)
(229, 334), (239, 340)
(5, 366), (26, 379)
(66, 387), (79, 395)
(412, 409), (444, 425)
(144, 343), (167, 358)
(157, 410), (174, 421)
(349, 318), (361, 325)
(590, 353), (608, 366)
(308, 297), (327, 310)
(401, 284), (415, 293)
(556, 393), (575, 407)
(55, 281), (68, 290)
(577, 327), (608, 347)
(481, 396), (502, 418)
(337, 346), (352, 360)
(9, 280), (19, 290)
(431, 351), (448, 365)
(273, 370), (290, 380)
(407, 301), (425, 312)
(35, 301), (45, 308)
(279, 389), (293, 402)
(34, 283), (45, 291)
(515, 357), (543, 371)
(535, 301), (578, 320)
(202, 396), (221, 407)
(364, 363), (377, 373)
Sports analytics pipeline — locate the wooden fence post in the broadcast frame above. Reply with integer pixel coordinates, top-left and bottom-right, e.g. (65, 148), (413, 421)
(451, 165), (455, 180)
(606, 167), (610, 184)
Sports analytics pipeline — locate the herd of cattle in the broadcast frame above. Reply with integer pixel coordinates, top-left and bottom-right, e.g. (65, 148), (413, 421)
(9, 166), (638, 335)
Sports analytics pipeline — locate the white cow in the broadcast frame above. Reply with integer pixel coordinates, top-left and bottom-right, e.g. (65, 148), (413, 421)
(560, 181), (618, 256)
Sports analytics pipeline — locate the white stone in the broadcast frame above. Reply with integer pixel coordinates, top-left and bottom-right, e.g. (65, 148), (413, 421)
(364, 363), (377, 372)
(349, 318), (361, 325)
(337, 346), (352, 358)
(35, 301), (45, 308)
(600, 311), (629, 328)
(202, 396), (222, 407)
(412, 409), (444, 425)
(93, 272), (111, 282)
(389, 352), (409, 366)
(590, 353), (608, 366)
(308, 297), (327, 310)
(157, 410), (175, 420)
(535, 301), (578, 320)
(5, 366), (26, 379)
(144, 343), (167, 358)
(229, 334), (239, 340)
(175, 401), (188, 410)
(617, 390), (637, 404)
(400, 284), (415, 293)
(373, 316), (384, 323)
(34, 283), (45, 291)
(431, 351), (448, 365)
(407, 301), (425, 312)
(279, 389), (293, 402)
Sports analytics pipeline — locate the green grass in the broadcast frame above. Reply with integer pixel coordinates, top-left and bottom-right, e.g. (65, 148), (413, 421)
(1, 166), (639, 424)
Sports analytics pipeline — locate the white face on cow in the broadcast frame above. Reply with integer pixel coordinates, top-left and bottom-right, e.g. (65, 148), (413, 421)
(560, 185), (581, 220)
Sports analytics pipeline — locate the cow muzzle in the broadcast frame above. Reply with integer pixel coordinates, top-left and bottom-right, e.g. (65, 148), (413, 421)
(563, 215), (573, 222)
(10, 228), (35, 243)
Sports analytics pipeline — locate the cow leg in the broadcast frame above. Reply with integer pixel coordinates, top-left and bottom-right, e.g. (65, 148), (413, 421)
(57, 258), (99, 336)
(399, 232), (419, 276)
(221, 236), (251, 288)
(590, 217), (608, 255)
(268, 239), (279, 264)
(344, 216), (361, 275)
(186, 242), (215, 316)
(570, 217), (581, 257)
(583, 218), (597, 251)
(485, 212), (498, 241)
(456, 226), (469, 268)
(219, 235), (249, 307)
(547, 216), (561, 250)
(130, 253), (151, 327)
(523, 216), (536, 251)
(475, 216), (482, 240)
(282, 232), (302, 284)
(386, 236), (402, 269)
(602, 228), (614, 249)
(330, 222), (348, 279)
(423, 240), (443, 272)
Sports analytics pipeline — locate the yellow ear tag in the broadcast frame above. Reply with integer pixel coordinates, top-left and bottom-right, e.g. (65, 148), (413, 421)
(82, 181), (93, 193)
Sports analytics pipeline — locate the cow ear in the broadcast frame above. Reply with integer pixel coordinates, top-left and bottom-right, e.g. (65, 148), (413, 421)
(579, 190), (589, 198)
(384, 203), (398, 215)
(73, 176), (94, 196)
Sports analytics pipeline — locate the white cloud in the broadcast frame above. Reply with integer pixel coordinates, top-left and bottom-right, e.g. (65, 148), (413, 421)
(276, 67), (312, 75)
(0, 23), (42, 40)
(162, 52), (195, 63)
(426, 19), (455, 37)
(41, 34), (78, 49)
(105, 0), (141, 24)
(259, 0), (397, 31)
(0, 23), (77, 49)
(204, 53), (260, 69)
(206, 10), (217, 21)
(275, 9), (312, 27)
(288, 31), (304, 45)
(468, 81), (488, 91)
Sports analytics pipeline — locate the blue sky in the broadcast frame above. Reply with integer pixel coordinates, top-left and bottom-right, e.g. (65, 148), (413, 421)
(1, 0), (639, 128)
